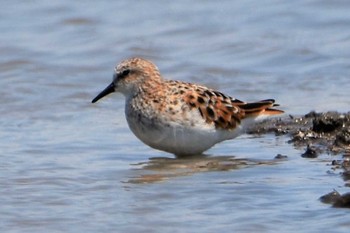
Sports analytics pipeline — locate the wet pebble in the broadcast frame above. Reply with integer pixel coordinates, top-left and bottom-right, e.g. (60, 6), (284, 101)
(342, 170), (350, 181)
(320, 190), (341, 204)
(274, 154), (288, 159)
(333, 192), (350, 208)
(320, 190), (350, 208)
(331, 160), (342, 166)
(301, 145), (318, 158)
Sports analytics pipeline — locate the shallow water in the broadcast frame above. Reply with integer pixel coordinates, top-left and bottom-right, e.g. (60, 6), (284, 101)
(1, 0), (350, 232)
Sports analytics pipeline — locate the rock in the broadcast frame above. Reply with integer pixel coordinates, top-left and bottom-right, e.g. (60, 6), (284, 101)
(275, 154), (288, 159)
(320, 190), (350, 208)
(320, 190), (341, 204)
(333, 192), (350, 208)
(301, 145), (318, 158)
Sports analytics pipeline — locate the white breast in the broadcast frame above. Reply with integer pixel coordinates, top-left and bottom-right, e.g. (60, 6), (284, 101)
(124, 101), (244, 156)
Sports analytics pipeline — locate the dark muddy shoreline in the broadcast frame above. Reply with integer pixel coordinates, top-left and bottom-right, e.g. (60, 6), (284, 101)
(249, 111), (350, 156)
(249, 111), (350, 207)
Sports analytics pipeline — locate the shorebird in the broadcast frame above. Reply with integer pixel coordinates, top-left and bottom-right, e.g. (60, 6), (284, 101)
(92, 57), (283, 156)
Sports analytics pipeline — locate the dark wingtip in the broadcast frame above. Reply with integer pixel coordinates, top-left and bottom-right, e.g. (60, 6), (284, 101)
(240, 99), (284, 117)
(260, 99), (275, 103)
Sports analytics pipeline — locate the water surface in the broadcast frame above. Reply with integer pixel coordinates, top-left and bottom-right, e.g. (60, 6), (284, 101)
(1, 1), (350, 232)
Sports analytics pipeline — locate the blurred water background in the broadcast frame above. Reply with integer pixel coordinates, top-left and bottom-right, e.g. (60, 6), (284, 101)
(1, 1), (350, 232)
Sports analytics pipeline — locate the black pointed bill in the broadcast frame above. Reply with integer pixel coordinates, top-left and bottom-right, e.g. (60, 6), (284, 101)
(91, 82), (115, 103)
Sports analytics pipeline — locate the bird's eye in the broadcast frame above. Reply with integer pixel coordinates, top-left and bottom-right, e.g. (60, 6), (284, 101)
(120, 69), (130, 77)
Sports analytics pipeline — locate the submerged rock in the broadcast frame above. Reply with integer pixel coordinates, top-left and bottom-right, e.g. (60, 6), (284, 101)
(320, 190), (341, 204)
(333, 192), (350, 208)
(274, 154), (288, 159)
(320, 190), (350, 208)
(301, 145), (318, 158)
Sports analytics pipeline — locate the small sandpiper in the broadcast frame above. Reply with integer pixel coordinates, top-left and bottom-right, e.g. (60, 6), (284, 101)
(92, 57), (284, 156)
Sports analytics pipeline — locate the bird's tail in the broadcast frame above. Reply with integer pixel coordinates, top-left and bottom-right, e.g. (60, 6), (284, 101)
(238, 99), (284, 118)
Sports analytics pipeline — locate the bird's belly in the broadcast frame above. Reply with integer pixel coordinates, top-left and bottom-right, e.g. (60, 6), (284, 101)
(126, 114), (242, 156)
